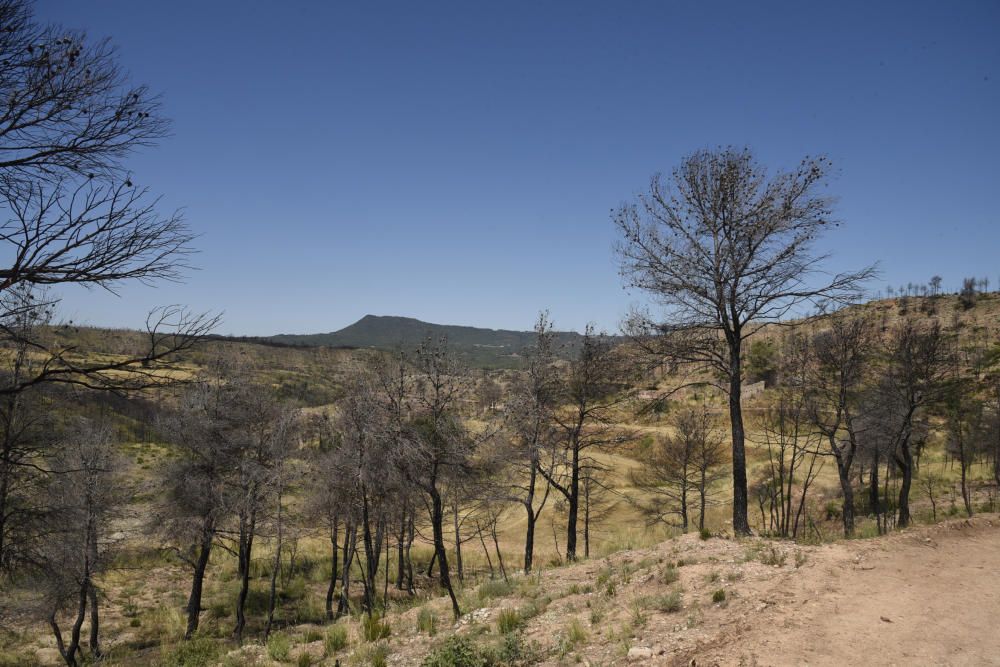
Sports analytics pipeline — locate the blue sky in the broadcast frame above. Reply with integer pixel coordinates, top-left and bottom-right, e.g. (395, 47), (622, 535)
(34, 1), (1000, 336)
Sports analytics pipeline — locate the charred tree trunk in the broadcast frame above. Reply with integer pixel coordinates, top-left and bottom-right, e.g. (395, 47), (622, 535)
(232, 511), (256, 642)
(452, 498), (464, 582)
(325, 517), (339, 620)
(185, 518), (214, 639)
(336, 522), (356, 618)
(430, 485), (460, 618)
(728, 340), (751, 536)
(565, 443), (580, 561)
(896, 439), (913, 529)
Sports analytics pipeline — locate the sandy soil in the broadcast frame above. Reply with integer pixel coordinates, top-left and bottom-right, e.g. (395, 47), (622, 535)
(694, 516), (1000, 667)
(382, 515), (1000, 667)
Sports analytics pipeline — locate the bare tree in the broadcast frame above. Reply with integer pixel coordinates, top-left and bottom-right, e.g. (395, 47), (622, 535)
(0, 0), (216, 400)
(223, 372), (298, 642)
(615, 147), (874, 534)
(806, 312), (876, 536)
(504, 312), (559, 573)
(403, 336), (478, 618)
(876, 321), (952, 528)
(34, 418), (123, 667)
(944, 381), (982, 517)
(631, 406), (727, 533)
(538, 326), (630, 561)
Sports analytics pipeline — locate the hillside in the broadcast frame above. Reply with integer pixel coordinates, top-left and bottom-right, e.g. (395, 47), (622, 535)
(266, 314), (589, 368)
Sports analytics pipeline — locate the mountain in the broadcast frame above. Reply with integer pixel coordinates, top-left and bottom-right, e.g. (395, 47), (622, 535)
(266, 315), (588, 368)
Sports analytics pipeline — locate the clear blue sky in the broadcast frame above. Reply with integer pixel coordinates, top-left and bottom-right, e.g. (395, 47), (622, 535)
(34, 1), (1000, 336)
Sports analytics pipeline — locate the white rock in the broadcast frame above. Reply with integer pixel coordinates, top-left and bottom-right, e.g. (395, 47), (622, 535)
(628, 646), (654, 661)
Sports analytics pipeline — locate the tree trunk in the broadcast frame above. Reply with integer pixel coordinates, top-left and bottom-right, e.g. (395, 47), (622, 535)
(396, 512), (406, 590)
(185, 519), (214, 639)
(565, 443), (580, 561)
(430, 486), (460, 618)
(232, 511), (256, 642)
(728, 342), (751, 536)
(405, 514), (415, 594)
(87, 584), (100, 658)
(698, 467), (708, 532)
(523, 499), (535, 574)
(897, 440), (913, 528)
(869, 452), (880, 518)
(326, 518), (339, 620)
(336, 523), (356, 618)
(265, 483), (283, 640)
(452, 498), (464, 582)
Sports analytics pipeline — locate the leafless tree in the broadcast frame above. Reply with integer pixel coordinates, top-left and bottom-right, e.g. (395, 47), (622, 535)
(875, 320), (952, 528)
(503, 312), (559, 572)
(0, 0), (216, 399)
(538, 326), (630, 561)
(805, 312), (876, 536)
(753, 390), (824, 539)
(0, 0), (167, 192)
(630, 406), (727, 533)
(0, 286), (55, 576)
(403, 336), (480, 618)
(222, 372), (298, 642)
(34, 417), (124, 667)
(615, 147), (874, 534)
(944, 381), (983, 517)
(156, 370), (297, 640)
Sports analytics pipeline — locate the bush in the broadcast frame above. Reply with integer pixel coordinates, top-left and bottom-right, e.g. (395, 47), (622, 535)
(362, 612), (391, 642)
(296, 653), (314, 667)
(266, 632), (291, 662)
(699, 528), (712, 540)
(356, 642), (389, 667)
(324, 624), (348, 655)
(417, 607), (438, 636)
(653, 590), (683, 613)
(712, 589), (726, 603)
(477, 578), (515, 601)
(421, 635), (488, 667)
(160, 638), (223, 667)
(661, 565), (679, 584)
(759, 545), (787, 567)
(497, 607), (522, 635)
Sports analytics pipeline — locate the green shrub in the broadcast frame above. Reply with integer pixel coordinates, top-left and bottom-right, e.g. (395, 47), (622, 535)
(661, 566), (679, 584)
(759, 545), (787, 567)
(296, 654), (313, 667)
(356, 642), (389, 667)
(130, 617), (142, 627)
(324, 624), (348, 655)
(497, 607), (522, 635)
(653, 590), (683, 613)
(421, 635), (488, 667)
(417, 607), (438, 636)
(699, 528), (712, 540)
(160, 637), (222, 667)
(303, 627), (323, 643)
(477, 578), (515, 601)
(267, 632), (291, 662)
(362, 613), (391, 642)
(712, 588), (726, 603)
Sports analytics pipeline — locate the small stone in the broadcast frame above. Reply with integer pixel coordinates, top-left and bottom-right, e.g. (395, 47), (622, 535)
(628, 646), (654, 661)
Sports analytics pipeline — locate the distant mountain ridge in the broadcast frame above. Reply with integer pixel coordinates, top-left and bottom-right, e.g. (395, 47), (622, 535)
(266, 315), (588, 367)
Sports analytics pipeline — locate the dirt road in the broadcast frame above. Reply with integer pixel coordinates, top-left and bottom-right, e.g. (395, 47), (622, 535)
(697, 517), (1000, 666)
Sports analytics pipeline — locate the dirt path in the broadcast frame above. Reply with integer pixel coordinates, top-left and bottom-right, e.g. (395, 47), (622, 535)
(697, 517), (1000, 666)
